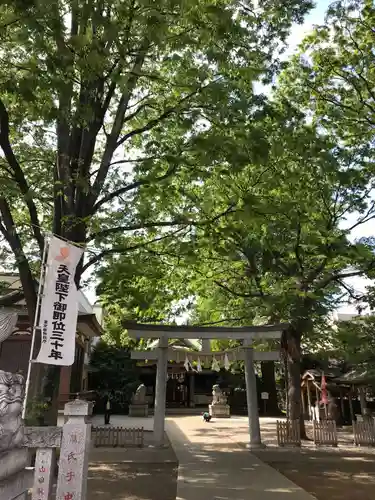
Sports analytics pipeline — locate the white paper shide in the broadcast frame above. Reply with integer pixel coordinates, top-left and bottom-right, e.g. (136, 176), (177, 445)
(36, 236), (83, 366)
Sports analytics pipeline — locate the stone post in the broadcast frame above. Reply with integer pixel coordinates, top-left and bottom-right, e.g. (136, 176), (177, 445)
(55, 399), (93, 500)
(32, 448), (55, 500)
(243, 341), (263, 448)
(153, 337), (168, 446)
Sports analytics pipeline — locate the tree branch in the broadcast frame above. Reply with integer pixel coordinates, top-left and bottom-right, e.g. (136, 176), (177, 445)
(315, 267), (374, 291)
(0, 98), (44, 254)
(0, 197), (37, 318)
(213, 280), (265, 298)
(82, 228), (186, 273)
(93, 164), (177, 212)
(88, 203), (240, 241)
(347, 201), (375, 232)
(0, 289), (24, 307)
(90, 42), (149, 207)
(115, 88), (201, 149)
(87, 220), (187, 242)
(336, 279), (365, 302)
(109, 156), (159, 167)
(195, 317), (249, 326)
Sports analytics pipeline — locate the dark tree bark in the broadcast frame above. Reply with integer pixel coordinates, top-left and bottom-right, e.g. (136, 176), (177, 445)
(0, 198), (38, 321)
(282, 326), (307, 439)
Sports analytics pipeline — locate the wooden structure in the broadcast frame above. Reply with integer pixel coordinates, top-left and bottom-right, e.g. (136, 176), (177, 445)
(301, 369), (342, 421)
(92, 426), (144, 448)
(335, 367), (375, 421)
(276, 420), (301, 447)
(353, 419), (375, 446)
(301, 367), (375, 424)
(312, 420), (338, 446)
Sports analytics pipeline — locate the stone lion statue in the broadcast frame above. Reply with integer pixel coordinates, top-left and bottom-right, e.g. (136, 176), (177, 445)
(0, 370), (25, 452)
(212, 384), (227, 405)
(131, 383), (147, 404)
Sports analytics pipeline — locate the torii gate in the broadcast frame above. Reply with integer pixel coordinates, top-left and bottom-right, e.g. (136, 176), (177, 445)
(126, 322), (287, 448)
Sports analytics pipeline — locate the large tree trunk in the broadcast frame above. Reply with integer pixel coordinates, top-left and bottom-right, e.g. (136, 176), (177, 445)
(261, 361), (280, 415)
(282, 327), (307, 439)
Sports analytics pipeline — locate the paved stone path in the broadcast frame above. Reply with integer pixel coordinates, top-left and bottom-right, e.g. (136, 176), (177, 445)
(166, 416), (316, 500)
(91, 414), (316, 499)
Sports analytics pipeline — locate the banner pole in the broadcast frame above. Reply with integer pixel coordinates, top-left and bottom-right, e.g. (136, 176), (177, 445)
(22, 235), (49, 420)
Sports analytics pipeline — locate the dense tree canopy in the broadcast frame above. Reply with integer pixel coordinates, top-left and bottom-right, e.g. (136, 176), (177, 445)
(0, 0), (313, 320)
(280, 0), (375, 164)
(98, 99), (375, 419)
(96, 0), (375, 424)
(2, 0), (375, 426)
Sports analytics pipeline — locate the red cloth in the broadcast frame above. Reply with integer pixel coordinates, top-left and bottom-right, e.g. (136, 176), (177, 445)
(321, 374), (329, 405)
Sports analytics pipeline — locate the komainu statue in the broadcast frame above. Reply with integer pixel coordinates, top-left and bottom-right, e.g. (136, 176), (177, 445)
(0, 370), (25, 452)
(129, 383), (148, 417)
(211, 384), (227, 406)
(131, 384), (147, 404)
(209, 384), (230, 418)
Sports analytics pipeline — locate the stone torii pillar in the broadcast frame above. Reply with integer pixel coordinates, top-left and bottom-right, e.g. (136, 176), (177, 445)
(153, 337), (169, 446)
(243, 339), (263, 448)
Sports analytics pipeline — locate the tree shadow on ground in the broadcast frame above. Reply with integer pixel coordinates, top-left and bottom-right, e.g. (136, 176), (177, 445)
(87, 462), (178, 500)
(166, 419), (314, 500)
(254, 421), (375, 500)
(87, 432), (178, 500)
(167, 416), (375, 500)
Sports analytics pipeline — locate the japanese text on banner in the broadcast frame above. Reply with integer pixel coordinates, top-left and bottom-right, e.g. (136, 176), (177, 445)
(36, 236), (83, 366)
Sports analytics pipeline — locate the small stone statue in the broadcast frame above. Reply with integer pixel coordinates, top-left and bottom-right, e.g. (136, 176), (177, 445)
(212, 384), (227, 406)
(131, 384), (147, 405)
(0, 370), (25, 452)
(129, 383), (148, 417)
(209, 384), (230, 418)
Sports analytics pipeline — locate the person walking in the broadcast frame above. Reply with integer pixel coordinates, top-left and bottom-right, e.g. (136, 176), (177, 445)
(104, 395), (111, 425)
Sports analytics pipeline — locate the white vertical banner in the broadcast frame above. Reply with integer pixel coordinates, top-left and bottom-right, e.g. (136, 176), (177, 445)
(36, 236), (83, 366)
